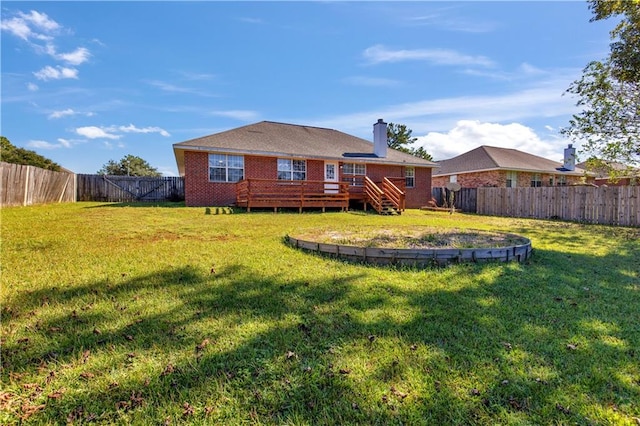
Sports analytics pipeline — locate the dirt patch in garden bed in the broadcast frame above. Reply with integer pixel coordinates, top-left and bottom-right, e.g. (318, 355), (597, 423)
(295, 227), (529, 250)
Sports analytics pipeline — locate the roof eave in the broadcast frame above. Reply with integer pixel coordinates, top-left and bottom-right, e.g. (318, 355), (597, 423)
(434, 166), (591, 177)
(173, 144), (438, 168)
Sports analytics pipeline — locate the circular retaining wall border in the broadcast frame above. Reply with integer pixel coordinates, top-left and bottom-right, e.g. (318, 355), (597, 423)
(286, 234), (532, 267)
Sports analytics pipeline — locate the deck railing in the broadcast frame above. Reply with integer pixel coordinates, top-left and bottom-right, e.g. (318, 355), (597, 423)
(363, 176), (406, 214)
(236, 179), (349, 212)
(363, 176), (384, 213)
(382, 177), (406, 212)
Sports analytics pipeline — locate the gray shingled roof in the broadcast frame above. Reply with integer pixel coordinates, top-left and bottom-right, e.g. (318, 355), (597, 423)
(173, 121), (437, 175)
(433, 145), (587, 176)
(576, 160), (638, 179)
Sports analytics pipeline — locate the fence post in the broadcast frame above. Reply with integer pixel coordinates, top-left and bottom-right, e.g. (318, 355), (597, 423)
(23, 165), (31, 206)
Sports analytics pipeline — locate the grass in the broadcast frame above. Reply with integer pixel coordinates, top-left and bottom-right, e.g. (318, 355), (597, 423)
(1, 202), (639, 425)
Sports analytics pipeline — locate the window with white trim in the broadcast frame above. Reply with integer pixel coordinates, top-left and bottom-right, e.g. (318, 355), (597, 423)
(530, 173), (542, 187)
(209, 154), (244, 182)
(277, 159), (306, 180)
(556, 175), (567, 186)
(450, 175), (457, 183)
(342, 162), (366, 186)
(405, 167), (415, 188)
(506, 171), (517, 188)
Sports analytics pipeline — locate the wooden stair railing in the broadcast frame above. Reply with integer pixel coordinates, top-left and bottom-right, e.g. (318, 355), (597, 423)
(364, 177), (405, 215)
(363, 176), (384, 213)
(382, 177), (406, 212)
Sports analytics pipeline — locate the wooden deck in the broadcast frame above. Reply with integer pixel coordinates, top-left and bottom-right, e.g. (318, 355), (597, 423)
(235, 177), (406, 214)
(236, 179), (350, 212)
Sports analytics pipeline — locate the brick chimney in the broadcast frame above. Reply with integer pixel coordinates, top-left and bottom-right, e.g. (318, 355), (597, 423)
(563, 144), (576, 171)
(373, 119), (387, 158)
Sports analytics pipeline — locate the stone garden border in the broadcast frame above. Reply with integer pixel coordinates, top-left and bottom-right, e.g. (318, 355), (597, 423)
(286, 233), (532, 267)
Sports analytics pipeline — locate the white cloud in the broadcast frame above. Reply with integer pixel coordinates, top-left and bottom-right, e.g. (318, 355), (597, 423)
(52, 46), (91, 65)
(145, 79), (218, 97)
(3, 9), (91, 85)
(463, 62), (549, 81)
(307, 69), (578, 137)
(33, 65), (78, 81)
(102, 140), (125, 150)
(342, 76), (401, 87)
(209, 110), (260, 121)
(57, 138), (73, 148)
(1, 10), (59, 41)
(74, 124), (170, 140)
(76, 126), (120, 140)
(27, 140), (60, 149)
(20, 10), (60, 32)
(49, 108), (76, 119)
(48, 109), (95, 119)
(27, 82), (39, 91)
(29, 137), (78, 149)
(178, 71), (216, 81)
(1, 17), (33, 40)
(415, 120), (566, 162)
(363, 44), (494, 67)
(118, 124), (171, 137)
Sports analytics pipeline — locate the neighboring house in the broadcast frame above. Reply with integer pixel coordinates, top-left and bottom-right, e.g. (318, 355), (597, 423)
(173, 120), (437, 211)
(432, 144), (592, 188)
(576, 161), (638, 186)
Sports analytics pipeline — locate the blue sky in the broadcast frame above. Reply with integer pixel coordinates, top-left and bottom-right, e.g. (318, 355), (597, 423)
(1, 1), (615, 176)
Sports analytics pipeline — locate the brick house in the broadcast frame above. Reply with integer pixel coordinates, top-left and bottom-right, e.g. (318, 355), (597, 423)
(173, 120), (437, 211)
(432, 145), (592, 188)
(576, 161), (638, 186)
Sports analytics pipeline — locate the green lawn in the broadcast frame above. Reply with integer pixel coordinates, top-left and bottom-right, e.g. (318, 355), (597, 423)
(1, 203), (639, 425)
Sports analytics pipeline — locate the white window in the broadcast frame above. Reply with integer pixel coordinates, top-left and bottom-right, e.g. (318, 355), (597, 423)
(278, 159), (306, 180)
(209, 154), (244, 182)
(556, 175), (567, 186)
(405, 167), (415, 188)
(530, 174), (542, 187)
(342, 162), (366, 186)
(506, 171), (517, 188)
(450, 175), (457, 183)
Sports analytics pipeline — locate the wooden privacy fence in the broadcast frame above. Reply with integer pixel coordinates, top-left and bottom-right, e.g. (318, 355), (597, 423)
(431, 187), (477, 212)
(477, 186), (640, 226)
(1, 162), (76, 206)
(76, 174), (184, 202)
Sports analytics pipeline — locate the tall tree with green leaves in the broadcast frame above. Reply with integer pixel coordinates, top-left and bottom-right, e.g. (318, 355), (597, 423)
(98, 154), (161, 177)
(386, 123), (434, 161)
(0, 136), (62, 171)
(562, 0), (640, 179)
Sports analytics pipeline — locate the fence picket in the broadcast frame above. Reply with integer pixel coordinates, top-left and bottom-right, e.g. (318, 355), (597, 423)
(1, 162), (76, 206)
(76, 174), (184, 202)
(474, 186), (639, 226)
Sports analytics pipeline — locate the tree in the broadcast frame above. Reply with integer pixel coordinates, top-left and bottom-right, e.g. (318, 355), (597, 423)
(0, 136), (62, 171)
(562, 0), (640, 179)
(98, 154), (161, 177)
(386, 123), (434, 161)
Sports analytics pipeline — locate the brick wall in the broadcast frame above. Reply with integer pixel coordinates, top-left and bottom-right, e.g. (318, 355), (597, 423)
(406, 167), (432, 209)
(184, 151), (237, 206)
(357, 163), (432, 209)
(184, 150), (434, 208)
(433, 170), (588, 189)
